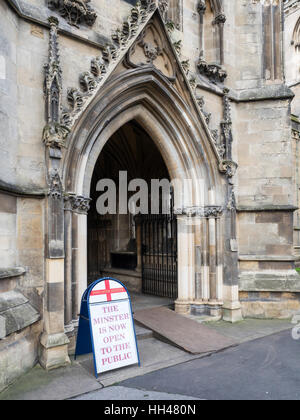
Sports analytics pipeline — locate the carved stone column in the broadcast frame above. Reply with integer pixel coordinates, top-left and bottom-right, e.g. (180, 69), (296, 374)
(201, 215), (210, 301)
(136, 223), (142, 272)
(63, 194), (75, 329)
(213, 13), (226, 65)
(175, 213), (195, 314)
(40, 18), (70, 370)
(175, 205), (224, 317)
(219, 90), (243, 322)
(69, 196), (91, 318)
(222, 187), (242, 323)
(205, 207), (223, 303)
(197, 0), (206, 61)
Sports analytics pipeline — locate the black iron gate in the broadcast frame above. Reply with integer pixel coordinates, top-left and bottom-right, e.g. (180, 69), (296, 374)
(140, 209), (178, 299)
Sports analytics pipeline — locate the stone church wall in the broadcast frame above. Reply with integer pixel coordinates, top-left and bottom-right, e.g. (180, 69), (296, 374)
(0, 0), (299, 391)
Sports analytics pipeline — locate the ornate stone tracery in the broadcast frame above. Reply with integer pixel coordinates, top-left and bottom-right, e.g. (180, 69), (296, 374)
(48, 169), (64, 200)
(44, 17), (61, 125)
(53, 1), (236, 177)
(47, 0), (97, 28)
(43, 17), (70, 151)
(60, 0), (157, 129)
(124, 20), (176, 80)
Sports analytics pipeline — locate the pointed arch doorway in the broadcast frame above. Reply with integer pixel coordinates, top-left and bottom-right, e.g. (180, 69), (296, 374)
(87, 120), (178, 300)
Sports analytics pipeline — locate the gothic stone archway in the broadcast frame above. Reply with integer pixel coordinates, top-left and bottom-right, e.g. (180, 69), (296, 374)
(61, 65), (236, 325)
(87, 120), (177, 299)
(41, 7), (241, 369)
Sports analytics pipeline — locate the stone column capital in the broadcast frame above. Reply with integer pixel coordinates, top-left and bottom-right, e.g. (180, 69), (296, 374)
(213, 13), (226, 25)
(64, 193), (91, 214)
(174, 206), (224, 218)
(197, 0), (206, 15)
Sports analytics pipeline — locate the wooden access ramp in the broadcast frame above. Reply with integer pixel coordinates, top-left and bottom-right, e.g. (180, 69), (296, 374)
(134, 307), (236, 355)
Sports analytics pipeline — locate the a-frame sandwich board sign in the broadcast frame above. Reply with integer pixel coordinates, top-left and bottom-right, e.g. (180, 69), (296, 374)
(75, 277), (140, 378)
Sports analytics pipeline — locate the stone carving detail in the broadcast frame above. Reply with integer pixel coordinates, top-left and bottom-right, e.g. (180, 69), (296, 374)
(226, 188), (236, 211)
(124, 19), (177, 81)
(196, 1), (227, 83)
(195, 89), (237, 176)
(175, 206), (223, 218)
(204, 206), (223, 218)
(143, 41), (162, 62)
(43, 17), (70, 151)
(197, 95), (224, 159)
(42, 123), (70, 149)
(48, 169), (64, 200)
(173, 40), (182, 54)
(44, 17), (62, 125)
(213, 13), (226, 25)
(210, 129), (225, 160)
(219, 160), (238, 178)
(197, 0), (206, 15)
(197, 59), (227, 83)
(219, 88), (238, 179)
(61, 0), (156, 130)
(47, 0), (97, 28)
(197, 96), (211, 123)
(158, 0), (169, 22)
(64, 193), (91, 214)
(220, 88), (232, 157)
(181, 59), (190, 75)
(138, 29), (163, 63)
(57, 0), (233, 179)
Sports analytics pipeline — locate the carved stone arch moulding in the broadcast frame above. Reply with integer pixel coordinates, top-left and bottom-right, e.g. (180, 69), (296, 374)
(59, 0), (158, 130)
(124, 18), (177, 81)
(61, 65), (226, 205)
(292, 16), (300, 50)
(51, 1), (236, 182)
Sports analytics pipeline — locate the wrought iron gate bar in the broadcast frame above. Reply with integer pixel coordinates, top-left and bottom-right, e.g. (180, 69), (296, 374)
(141, 209), (178, 300)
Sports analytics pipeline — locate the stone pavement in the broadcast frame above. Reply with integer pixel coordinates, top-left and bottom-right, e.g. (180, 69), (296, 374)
(69, 386), (201, 400)
(118, 329), (300, 400)
(0, 318), (293, 400)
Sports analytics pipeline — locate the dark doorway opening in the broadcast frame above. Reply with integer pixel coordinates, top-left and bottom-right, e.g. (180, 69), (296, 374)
(87, 120), (177, 299)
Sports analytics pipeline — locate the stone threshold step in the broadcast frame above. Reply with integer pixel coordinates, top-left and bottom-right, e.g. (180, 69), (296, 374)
(134, 323), (153, 340)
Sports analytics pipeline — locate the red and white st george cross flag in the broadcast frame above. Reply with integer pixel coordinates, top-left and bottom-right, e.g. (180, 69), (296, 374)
(89, 279), (128, 304)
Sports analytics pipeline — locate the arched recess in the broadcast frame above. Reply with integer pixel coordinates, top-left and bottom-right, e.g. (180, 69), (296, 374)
(62, 66), (227, 324)
(292, 16), (300, 51)
(197, 0), (226, 79)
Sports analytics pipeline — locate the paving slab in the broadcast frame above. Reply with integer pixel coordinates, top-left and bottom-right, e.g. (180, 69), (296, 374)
(134, 307), (236, 354)
(70, 385), (200, 400)
(0, 362), (102, 401)
(78, 337), (201, 388)
(0, 336), (199, 400)
(201, 318), (292, 343)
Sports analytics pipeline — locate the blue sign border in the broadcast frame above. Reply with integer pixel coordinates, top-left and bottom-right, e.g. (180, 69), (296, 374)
(75, 277), (141, 378)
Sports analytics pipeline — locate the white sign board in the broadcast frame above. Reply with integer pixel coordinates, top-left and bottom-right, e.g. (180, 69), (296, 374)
(85, 279), (139, 376)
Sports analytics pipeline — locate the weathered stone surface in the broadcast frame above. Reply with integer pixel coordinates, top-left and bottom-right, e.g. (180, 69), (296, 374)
(239, 272), (300, 293)
(240, 290), (300, 319)
(0, 315), (5, 339)
(0, 267), (25, 280)
(0, 290), (40, 339)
